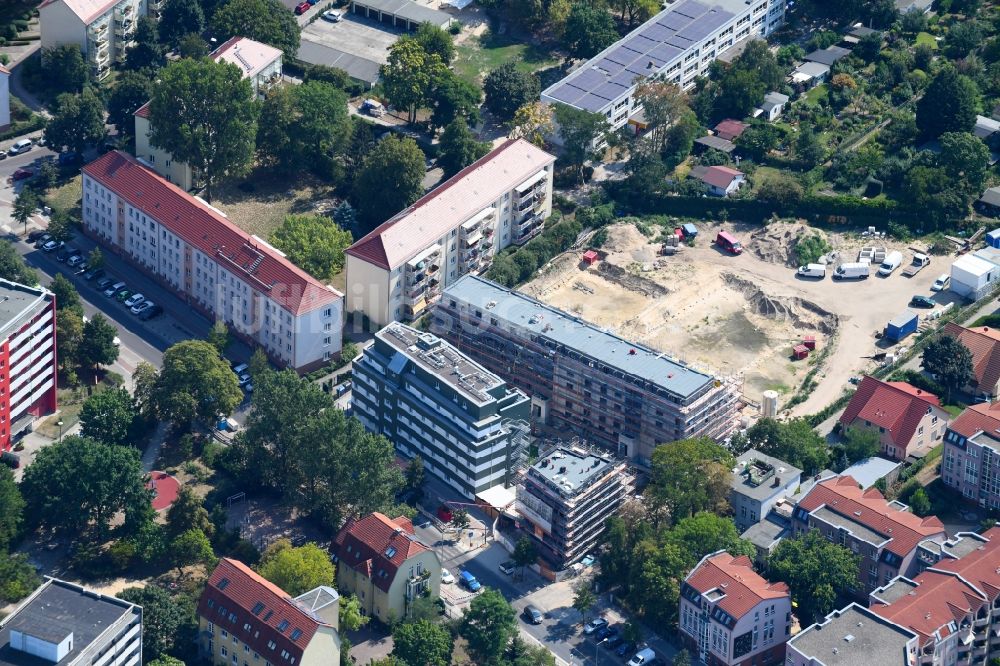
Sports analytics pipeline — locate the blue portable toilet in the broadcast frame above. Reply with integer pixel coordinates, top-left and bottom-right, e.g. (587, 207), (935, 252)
(682, 223), (698, 238)
(987, 228), (1000, 248)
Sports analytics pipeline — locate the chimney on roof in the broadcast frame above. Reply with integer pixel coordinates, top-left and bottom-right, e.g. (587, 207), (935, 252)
(559, 466), (567, 474)
(773, 476), (780, 488)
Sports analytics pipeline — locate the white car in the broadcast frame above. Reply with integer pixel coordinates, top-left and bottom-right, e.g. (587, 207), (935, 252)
(238, 373), (252, 386)
(124, 293), (145, 308)
(931, 273), (950, 292)
(321, 9), (342, 21)
(131, 300), (154, 315)
(441, 569), (455, 584)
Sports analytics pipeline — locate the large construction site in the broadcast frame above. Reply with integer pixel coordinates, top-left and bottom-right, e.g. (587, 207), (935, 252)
(523, 221), (953, 416)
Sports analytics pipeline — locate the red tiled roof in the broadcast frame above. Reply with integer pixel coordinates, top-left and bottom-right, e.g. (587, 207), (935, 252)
(696, 165), (744, 190)
(134, 101), (150, 119)
(798, 476), (946, 557)
(39, 0), (119, 25)
(685, 553), (789, 620)
(714, 119), (748, 141)
(82, 152), (342, 316)
(943, 322), (1000, 395)
(332, 513), (429, 593)
(871, 569), (986, 645)
(840, 376), (941, 449)
(949, 401), (1000, 439)
(197, 558), (328, 660)
(933, 527), (1000, 604)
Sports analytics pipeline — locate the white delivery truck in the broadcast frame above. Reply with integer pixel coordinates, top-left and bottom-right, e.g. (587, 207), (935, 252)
(833, 262), (871, 280)
(797, 263), (826, 278)
(878, 250), (904, 276)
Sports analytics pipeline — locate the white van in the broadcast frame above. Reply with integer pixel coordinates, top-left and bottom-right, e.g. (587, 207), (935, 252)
(628, 648), (657, 666)
(797, 263), (826, 279)
(8, 139), (32, 156)
(833, 262), (870, 280)
(877, 250), (903, 276)
(931, 273), (950, 291)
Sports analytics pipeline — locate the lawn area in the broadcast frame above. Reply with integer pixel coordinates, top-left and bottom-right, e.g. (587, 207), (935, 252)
(36, 383), (109, 439)
(212, 170), (339, 241)
(751, 165), (787, 183)
(802, 84), (828, 107)
(915, 32), (938, 49)
(942, 403), (965, 418)
(453, 31), (560, 85)
(45, 174), (82, 217)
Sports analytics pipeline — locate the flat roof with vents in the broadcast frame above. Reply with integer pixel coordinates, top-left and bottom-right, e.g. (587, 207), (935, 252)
(527, 447), (618, 497)
(789, 603), (917, 665)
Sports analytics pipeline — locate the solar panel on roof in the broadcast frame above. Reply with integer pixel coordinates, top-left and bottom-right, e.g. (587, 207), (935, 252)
(547, 82), (588, 105)
(595, 81), (629, 100)
(650, 43), (683, 63)
(606, 45), (640, 65)
(667, 36), (693, 48)
(674, 0), (711, 18)
(611, 69), (641, 86)
(659, 13), (690, 30)
(622, 34), (658, 54)
(678, 8), (732, 40)
(577, 93), (610, 112)
(594, 59), (626, 76)
(640, 23), (674, 41)
(571, 68), (607, 89)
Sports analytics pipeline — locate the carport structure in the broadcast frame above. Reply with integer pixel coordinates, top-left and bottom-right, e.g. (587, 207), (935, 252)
(350, 0), (452, 30)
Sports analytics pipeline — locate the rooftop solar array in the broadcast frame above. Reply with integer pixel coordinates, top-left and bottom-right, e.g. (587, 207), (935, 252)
(543, 0), (749, 112)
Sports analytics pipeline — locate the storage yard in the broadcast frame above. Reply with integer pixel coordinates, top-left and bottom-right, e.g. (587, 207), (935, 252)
(523, 221), (956, 414)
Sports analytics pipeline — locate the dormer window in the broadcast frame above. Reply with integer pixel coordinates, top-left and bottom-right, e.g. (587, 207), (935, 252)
(385, 547), (397, 558)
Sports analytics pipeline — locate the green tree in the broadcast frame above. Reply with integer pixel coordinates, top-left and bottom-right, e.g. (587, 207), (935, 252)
(206, 320), (231, 355)
(450, 508), (471, 534)
(413, 21), (456, 64)
(437, 117), (490, 176)
(484, 62), (541, 121)
(212, 0), (300, 56)
(49, 274), (81, 315)
(42, 45), (88, 94)
(107, 71), (153, 137)
(909, 487), (932, 516)
(79, 314), (120, 370)
(119, 586), (188, 659)
(922, 335), (974, 401)
(339, 593), (369, 631)
(302, 63), (351, 89)
(152, 340), (243, 427)
(715, 67), (766, 120)
(13, 188), (38, 237)
(665, 512), (755, 563)
(149, 58), (259, 201)
(21, 436), (151, 539)
(351, 135), (426, 227)
(735, 123), (780, 161)
(159, 0), (204, 45)
(256, 540), (335, 596)
(794, 127), (825, 167)
(768, 530), (859, 622)
(125, 16), (165, 72)
(610, 0), (659, 27)
(430, 70), (482, 129)
(553, 103), (606, 177)
(166, 486), (214, 540)
(177, 33), (209, 58)
(171, 527), (216, 574)
(46, 211), (75, 244)
(258, 81), (351, 176)
(381, 38), (445, 123)
(563, 2), (619, 59)
(513, 536), (538, 575)
(45, 88), (106, 154)
(646, 437), (734, 525)
(404, 456), (425, 493)
(672, 649), (692, 666)
(133, 362), (160, 420)
(0, 242), (37, 286)
(938, 131), (990, 190)
(80, 387), (140, 448)
(945, 20), (982, 59)
(756, 174), (804, 208)
(734, 417), (830, 475)
(572, 579), (596, 624)
(842, 426), (880, 465)
(505, 637), (556, 666)
(916, 66), (980, 139)
(0, 466), (24, 551)
(0, 554), (41, 603)
(633, 81), (689, 156)
(392, 620), (453, 666)
(461, 588), (517, 664)
(626, 539), (688, 626)
(56, 310), (84, 372)
(269, 214), (353, 280)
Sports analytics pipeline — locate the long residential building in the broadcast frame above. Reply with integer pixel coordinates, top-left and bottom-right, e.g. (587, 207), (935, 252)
(0, 280), (56, 452)
(0, 578), (143, 666)
(941, 401), (1000, 509)
(430, 275), (739, 466)
(787, 603), (919, 666)
(134, 37), (283, 191)
(352, 322), (530, 498)
(81, 151), (343, 372)
(39, 0), (157, 81)
(540, 0), (786, 135)
(792, 475), (947, 599)
(344, 138), (556, 327)
(679, 551), (792, 666)
(515, 446), (631, 575)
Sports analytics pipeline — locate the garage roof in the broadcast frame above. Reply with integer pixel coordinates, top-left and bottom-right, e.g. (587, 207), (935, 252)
(350, 0), (452, 27)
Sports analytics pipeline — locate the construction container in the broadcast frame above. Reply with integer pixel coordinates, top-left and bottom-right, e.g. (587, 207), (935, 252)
(987, 228), (1000, 248)
(802, 336), (816, 350)
(885, 311), (918, 343)
(582, 250), (598, 265)
(762, 390), (779, 417)
(792, 344), (810, 360)
(682, 223), (698, 238)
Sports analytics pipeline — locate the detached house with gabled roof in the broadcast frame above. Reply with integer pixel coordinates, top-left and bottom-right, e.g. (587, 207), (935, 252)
(331, 513), (441, 622)
(942, 322), (1000, 399)
(679, 551), (792, 666)
(197, 558), (341, 666)
(690, 165), (746, 197)
(839, 376), (949, 462)
(792, 476), (947, 598)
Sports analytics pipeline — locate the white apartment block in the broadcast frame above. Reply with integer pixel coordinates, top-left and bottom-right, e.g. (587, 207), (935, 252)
(81, 151), (343, 372)
(134, 37), (283, 191)
(39, 0), (157, 81)
(541, 0), (786, 134)
(344, 138), (556, 327)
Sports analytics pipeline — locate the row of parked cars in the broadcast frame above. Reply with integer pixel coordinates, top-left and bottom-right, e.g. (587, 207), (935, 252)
(231, 361), (254, 393)
(583, 617), (658, 664)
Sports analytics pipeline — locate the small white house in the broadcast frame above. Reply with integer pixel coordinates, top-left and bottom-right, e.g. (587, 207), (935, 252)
(0, 64), (9, 130)
(758, 91), (789, 121)
(951, 254), (1000, 301)
(691, 165), (745, 197)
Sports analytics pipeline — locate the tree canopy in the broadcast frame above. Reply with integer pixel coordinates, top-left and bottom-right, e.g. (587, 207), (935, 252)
(0, 466), (24, 552)
(563, 2), (619, 59)
(107, 71), (154, 137)
(151, 340), (243, 427)
(392, 620), (453, 666)
(381, 39), (446, 124)
(733, 417), (830, 475)
(916, 67), (980, 139)
(645, 437), (734, 525)
(159, 0), (204, 46)
(351, 135), (426, 228)
(79, 314), (120, 370)
(437, 117), (490, 176)
(922, 335), (974, 401)
(79, 387), (141, 448)
(269, 214), (353, 280)
(257, 81), (352, 177)
(41, 45), (88, 95)
(118, 586), (190, 659)
(257, 540), (335, 596)
(460, 588), (517, 664)
(212, 0), (300, 56)
(0, 243), (37, 286)
(45, 88), (106, 154)
(484, 62), (541, 121)
(767, 530), (859, 622)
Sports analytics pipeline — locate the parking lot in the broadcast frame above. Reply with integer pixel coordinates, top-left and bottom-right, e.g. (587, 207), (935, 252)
(300, 12), (398, 69)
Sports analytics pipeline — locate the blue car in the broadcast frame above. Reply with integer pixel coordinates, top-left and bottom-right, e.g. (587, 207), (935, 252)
(459, 570), (481, 592)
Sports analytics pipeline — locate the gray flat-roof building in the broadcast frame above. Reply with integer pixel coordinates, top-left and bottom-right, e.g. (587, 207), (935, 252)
(352, 322), (530, 498)
(431, 275), (739, 466)
(516, 446), (631, 573)
(540, 0), (786, 135)
(0, 579), (142, 666)
(730, 449), (801, 533)
(787, 603), (919, 666)
(350, 0), (451, 30)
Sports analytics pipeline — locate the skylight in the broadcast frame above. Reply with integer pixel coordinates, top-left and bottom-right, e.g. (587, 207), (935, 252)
(252, 602), (266, 615)
(277, 620), (290, 633)
(385, 547), (397, 558)
(218, 578), (231, 590)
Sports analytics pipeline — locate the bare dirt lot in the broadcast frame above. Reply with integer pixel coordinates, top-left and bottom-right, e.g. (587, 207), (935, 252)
(523, 221), (956, 415)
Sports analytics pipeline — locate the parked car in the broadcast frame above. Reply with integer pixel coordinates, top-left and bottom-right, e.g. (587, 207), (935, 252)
(115, 289), (133, 303)
(458, 570), (481, 592)
(73, 262), (89, 275)
(441, 569), (455, 584)
(232, 362), (249, 375)
(131, 300), (154, 315)
(8, 139), (33, 156)
(597, 625), (620, 643)
(607, 636), (625, 650)
(84, 268), (105, 281)
(616, 642), (637, 658)
(909, 295), (935, 308)
(583, 617), (608, 635)
(628, 648), (657, 666)
(67, 254), (84, 267)
(0, 451), (20, 469)
(294, 1), (310, 13)
(123, 293), (145, 308)
(797, 263), (826, 279)
(138, 304), (163, 321)
(42, 240), (62, 252)
(321, 9), (342, 20)
(56, 246), (78, 262)
(33, 234), (51, 249)
(0, 151), (7, 160)
(12, 168), (34, 181)
(96, 277), (115, 290)
(104, 281), (126, 297)
(238, 373), (252, 386)
(931, 273), (950, 291)
(499, 561), (515, 575)
(26, 230), (47, 243)
(523, 605), (543, 625)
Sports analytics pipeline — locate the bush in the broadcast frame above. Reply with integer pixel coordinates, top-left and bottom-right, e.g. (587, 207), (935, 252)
(888, 369), (945, 397)
(201, 441), (223, 469)
(794, 234), (832, 265)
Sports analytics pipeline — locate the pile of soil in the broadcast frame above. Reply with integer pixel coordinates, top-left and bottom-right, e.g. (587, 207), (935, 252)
(597, 262), (669, 298)
(745, 222), (829, 268)
(601, 223), (655, 260)
(723, 273), (839, 334)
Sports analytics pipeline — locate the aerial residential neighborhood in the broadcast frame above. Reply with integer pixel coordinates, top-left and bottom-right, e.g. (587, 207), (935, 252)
(7, 0), (1000, 663)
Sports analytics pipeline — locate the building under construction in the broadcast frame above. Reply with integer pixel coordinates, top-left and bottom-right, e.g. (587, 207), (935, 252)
(430, 275), (738, 466)
(352, 322), (530, 499)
